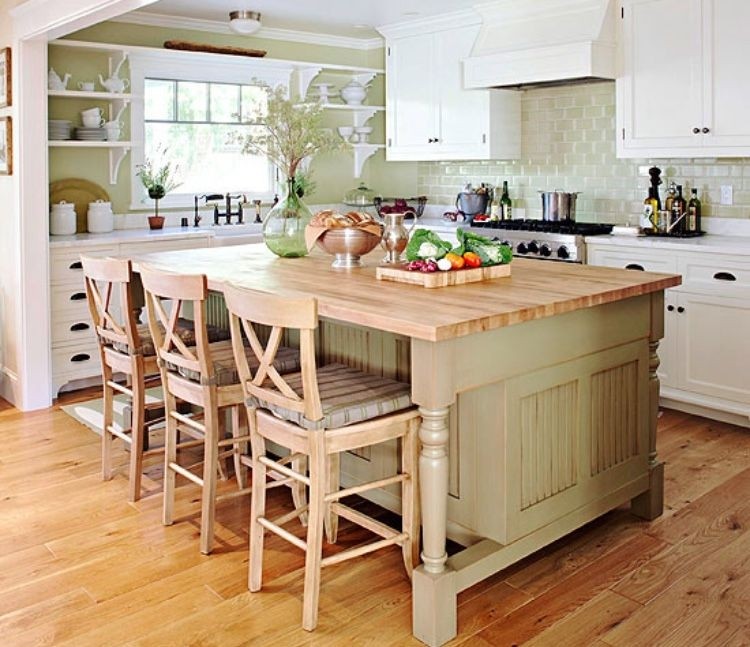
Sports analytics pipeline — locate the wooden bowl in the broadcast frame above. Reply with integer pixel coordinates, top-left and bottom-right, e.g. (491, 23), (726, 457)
(315, 227), (382, 268)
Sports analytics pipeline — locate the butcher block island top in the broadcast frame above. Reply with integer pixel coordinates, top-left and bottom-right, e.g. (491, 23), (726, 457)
(133, 245), (680, 342)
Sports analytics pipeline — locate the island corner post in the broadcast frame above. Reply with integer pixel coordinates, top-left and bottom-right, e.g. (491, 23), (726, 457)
(129, 247), (678, 647)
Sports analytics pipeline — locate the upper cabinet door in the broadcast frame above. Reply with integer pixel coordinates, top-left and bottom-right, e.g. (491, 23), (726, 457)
(434, 25), (489, 156)
(386, 33), (436, 154)
(702, 0), (750, 147)
(618, 0), (703, 154)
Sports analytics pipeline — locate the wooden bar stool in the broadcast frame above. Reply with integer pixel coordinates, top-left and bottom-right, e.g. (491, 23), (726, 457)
(82, 255), (169, 502)
(224, 283), (420, 631)
(140, 267), (302, 554)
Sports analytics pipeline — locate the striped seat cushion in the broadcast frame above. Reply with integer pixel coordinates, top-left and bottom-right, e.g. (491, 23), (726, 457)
(109, 319), (230, 357)
(249, 363), (413, 430)
(172, 340), (301, 387)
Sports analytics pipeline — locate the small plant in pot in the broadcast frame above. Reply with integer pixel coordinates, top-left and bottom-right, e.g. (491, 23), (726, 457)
(136, 151), (181, 230)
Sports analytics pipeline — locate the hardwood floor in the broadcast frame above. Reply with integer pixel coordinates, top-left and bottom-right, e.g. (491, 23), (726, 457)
(1, 393), (749, 646)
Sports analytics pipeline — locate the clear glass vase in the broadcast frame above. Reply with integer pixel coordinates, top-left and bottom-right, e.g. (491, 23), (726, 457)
(262, 177), (312, 258)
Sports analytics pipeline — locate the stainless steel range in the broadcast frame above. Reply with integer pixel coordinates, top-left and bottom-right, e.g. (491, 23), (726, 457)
(463, 219), (614, 263)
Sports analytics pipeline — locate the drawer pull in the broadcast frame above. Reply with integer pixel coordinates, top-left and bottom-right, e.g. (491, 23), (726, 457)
(69, 292), (87, 301)
(625, 263), (645, 271)
(68, 261), (83, 270)
(713, 271), (737, 282)
(667, 305), (675, 312)
(70, 322), (90, 332)
(70, 353), (91, 363)
(677, 306), (685, 314)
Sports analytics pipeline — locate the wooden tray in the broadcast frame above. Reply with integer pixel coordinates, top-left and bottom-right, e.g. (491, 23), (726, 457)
(376, 262), (511, 288)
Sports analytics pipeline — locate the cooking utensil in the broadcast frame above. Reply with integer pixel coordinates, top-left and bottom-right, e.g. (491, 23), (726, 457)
(539, 190), (580, 221)
(456, 191), (490, 217)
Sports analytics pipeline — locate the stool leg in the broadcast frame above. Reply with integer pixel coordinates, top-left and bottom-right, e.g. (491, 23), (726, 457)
(101, 366), (114, 481)
(324, 453), (340, 544)
(292, 454), (308, 527)
(248, 414), (266, 593)
(302, 434), (326, 632)
(200, 400), (219, 555)
(162, 387), (179, 526)
(128, 362), (145, 502)
(217, 409), (229, 482)
(401, 418), (421, 576)
(231, 405), (248, 490)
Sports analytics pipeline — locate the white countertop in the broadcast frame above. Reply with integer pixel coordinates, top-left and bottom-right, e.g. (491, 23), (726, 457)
(48, 224), (263, 248)
(585, 233), (750, 256)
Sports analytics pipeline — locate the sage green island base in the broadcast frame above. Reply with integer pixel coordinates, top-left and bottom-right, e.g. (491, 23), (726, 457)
(130, 247), (679, 647)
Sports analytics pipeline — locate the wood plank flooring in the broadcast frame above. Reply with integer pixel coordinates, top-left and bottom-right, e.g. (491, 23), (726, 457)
(1, 393), (749, 646)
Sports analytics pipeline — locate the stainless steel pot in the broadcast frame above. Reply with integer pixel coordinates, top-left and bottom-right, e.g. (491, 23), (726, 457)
(456, 192), (490, 216)
(539, 190), (580, 221)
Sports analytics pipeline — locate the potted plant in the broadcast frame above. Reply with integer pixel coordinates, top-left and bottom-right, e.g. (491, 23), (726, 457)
(238, 85), (346, 257)
(136, 151), (181, 230)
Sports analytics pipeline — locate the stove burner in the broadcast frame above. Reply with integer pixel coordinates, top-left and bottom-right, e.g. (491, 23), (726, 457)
(470, 219), (613, 236)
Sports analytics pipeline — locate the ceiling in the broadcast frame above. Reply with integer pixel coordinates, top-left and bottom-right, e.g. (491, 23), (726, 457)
(135, 0), (479, 39)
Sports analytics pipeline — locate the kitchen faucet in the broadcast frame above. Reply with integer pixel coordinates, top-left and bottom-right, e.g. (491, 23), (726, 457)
(194, 193), (223, 227)
(224, 193), (246, 225)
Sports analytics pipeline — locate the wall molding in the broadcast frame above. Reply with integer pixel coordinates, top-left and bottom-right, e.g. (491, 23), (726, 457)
(112, 10), (385, 51)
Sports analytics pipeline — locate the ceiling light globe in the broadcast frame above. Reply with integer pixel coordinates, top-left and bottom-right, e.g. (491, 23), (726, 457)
(229, 10), (262, 35)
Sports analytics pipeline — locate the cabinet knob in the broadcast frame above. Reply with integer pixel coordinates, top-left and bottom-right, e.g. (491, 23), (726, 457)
(693, 127), (701, 134)
(677, 306), (685, 314)
(625, 263), (645, 271)
(702, 127), (710, 134)
(713, 271), (737, 281)
(667, 305), (675, 312)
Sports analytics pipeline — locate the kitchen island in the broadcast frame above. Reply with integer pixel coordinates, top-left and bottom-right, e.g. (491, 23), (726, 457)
(132, 244), (681, 646)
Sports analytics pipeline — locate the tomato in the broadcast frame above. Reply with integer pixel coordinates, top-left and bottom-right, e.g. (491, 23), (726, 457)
(444, 252), (465, 270)
(462, 251), (482, 268)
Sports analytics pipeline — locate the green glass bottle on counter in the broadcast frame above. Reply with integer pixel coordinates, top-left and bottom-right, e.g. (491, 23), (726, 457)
(671, 184), (687, 234)
(643, 188), (659, 229)
(500, 181), (512, 220)
(687, 188), (702, 233)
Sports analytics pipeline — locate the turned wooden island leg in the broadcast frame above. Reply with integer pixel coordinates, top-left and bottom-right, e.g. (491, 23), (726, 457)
(632, 293), (665, 520)
(412, 405), (457, 647)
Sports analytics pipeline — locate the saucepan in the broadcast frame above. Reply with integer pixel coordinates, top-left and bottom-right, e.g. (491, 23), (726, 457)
(539, 190), (580, 221)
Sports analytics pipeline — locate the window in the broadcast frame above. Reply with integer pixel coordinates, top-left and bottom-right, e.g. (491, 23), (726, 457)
(129, 52), (292, 209)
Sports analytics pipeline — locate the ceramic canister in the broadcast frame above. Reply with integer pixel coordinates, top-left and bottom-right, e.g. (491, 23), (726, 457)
(87, 200), (114, 233)
(50, 201), (77, 236)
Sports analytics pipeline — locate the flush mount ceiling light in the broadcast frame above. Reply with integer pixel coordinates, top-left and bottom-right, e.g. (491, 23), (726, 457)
(229, 10), (262, 35)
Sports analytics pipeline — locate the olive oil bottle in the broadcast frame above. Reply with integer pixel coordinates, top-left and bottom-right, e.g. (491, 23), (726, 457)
(687, 188), (702, 233)
(643, 188), (659, 229)
(671, 184), (687, 234)
(500, 181), (512, 220)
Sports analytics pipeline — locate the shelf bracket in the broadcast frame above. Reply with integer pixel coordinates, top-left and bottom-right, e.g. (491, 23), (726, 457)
(297, 66), (323, 99)
(352, 145), (381, 179)
(353, 108), (378, 128)
(353, 72), (377, 88)
(109, 146), (130, 184)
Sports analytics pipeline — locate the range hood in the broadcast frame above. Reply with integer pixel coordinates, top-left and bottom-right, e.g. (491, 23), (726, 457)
(464, 0), (617, 89)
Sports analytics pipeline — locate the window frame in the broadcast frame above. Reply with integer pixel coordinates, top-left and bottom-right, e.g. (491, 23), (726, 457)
(129, 51), (293, 211)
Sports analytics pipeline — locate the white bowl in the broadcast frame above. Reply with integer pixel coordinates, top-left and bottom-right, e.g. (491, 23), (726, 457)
(337, 126), (354, 140)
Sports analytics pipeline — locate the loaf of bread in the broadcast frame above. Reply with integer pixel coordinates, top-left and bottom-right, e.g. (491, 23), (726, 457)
(311, 210), (375, 228)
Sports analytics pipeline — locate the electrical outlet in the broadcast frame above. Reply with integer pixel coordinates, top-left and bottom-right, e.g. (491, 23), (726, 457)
(720, 185), (733, 205)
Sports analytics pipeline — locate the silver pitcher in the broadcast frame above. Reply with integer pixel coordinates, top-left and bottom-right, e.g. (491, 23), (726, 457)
(380, 212), (416, 264)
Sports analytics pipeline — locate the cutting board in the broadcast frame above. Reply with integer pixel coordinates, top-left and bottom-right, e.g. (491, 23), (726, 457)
(49, 178), (110, 233)
(376, 262), (511, 288)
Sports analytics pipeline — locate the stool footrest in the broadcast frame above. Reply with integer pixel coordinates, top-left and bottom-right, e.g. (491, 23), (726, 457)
(321, 533), (407, 568)
(273, 504), (309, 527)
(259, 455), (311, 487)
(331, 502), (401, 541)
(107, 380), (133, 397)
(106, 424), (133, 445)
(258, 516), (307, 551)
(324, 473), (407, 503)
(171, 410), (205, 434)
(168, 461), (204, 486)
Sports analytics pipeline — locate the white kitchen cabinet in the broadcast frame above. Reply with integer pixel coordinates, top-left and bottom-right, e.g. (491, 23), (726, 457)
(588, 243), (750, 422)
(381, 20), (521, 161)
(617, 0), (750, 158)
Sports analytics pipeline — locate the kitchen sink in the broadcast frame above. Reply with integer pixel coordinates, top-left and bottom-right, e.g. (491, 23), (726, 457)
(205, 223), (264, 247)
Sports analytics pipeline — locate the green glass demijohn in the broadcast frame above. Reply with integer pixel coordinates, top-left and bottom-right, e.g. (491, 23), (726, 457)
(262, 177), (313, 258)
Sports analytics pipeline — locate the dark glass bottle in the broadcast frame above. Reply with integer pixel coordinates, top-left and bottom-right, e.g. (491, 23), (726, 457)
(664, 181), (677, 215)
(500, 181), (512, 220)
(671, 184), (687, 234)
(687, 188), (702, 233)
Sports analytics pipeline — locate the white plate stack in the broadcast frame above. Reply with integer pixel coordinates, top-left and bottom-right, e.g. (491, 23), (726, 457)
(48, 120), (72, 140)
(75, 127), (108, 142)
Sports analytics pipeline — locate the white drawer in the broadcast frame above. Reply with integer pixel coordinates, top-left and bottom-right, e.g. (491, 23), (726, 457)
(52, 342), (101, 380)
(587, 249), (679, 274)
(678, 255), (750, 297)
(50, 246), (117, 286)
(51, 284), (92, 318)
(51, 313), (96, 345)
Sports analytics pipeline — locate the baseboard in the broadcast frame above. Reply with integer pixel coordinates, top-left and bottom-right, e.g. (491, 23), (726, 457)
(0, 365), (20, 407)
(660, 388), (750, 428)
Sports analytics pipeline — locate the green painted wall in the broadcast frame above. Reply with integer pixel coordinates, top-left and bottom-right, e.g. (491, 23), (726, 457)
(49, 21), (419, 214)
